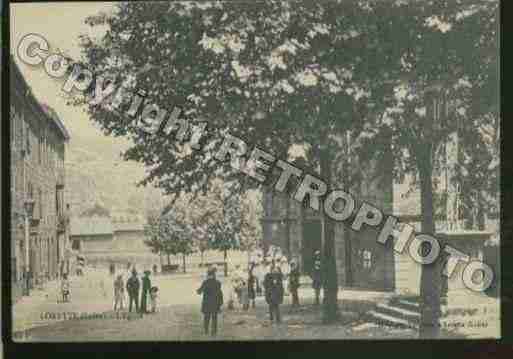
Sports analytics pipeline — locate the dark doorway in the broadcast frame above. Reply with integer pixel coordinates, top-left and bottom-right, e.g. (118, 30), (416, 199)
(301, 220), (322, 275)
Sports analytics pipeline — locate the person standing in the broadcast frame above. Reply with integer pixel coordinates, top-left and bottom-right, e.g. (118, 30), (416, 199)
(126, 269), (140, 313)
(248, 262), (257, 308)
(149, 286), (159, 313)
(260, 258), (271, 295)
(264, 265), (284, 323)
(280, 257), (290, 296)
(140, 270), (152, 314)
(60, 273), (71, 303)
(254, 259), (264, 296)
(113, 274), (125, 311)
(289, 261), (301, 309)
(197, 267), (224, 336)
(109, 262), (115, 276)
(311, 250), (322, 305)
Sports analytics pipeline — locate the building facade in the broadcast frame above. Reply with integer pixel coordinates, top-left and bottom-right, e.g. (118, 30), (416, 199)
(70, 213), (146, 255)
(70, 215), (114, 253)
(11, 58), (70, 301)
(262, 134), (491, 296)
(262, 136), (396, 292)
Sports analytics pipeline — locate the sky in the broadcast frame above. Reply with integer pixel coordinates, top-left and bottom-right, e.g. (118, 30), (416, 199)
(9, 2), (132, 158)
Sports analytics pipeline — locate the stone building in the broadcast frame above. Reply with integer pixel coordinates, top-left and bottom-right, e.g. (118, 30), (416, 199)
(70, 212), (146, 255)
(11, 58), (70, 301)
(70, 215), (114, 253)
(111, 215), (147, 253)
(262, 124), (492, 296)
(261, 137), (397, 292)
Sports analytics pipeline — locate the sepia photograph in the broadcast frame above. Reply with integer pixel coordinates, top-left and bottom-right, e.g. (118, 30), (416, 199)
(7, 1), (500, 342)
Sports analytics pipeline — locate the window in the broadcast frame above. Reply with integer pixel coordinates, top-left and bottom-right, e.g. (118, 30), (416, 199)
(362, 250), (372, 269)
(72, 240), (81, 251)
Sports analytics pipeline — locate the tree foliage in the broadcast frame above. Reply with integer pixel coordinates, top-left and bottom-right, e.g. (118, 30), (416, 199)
(80, 0), (499, 336)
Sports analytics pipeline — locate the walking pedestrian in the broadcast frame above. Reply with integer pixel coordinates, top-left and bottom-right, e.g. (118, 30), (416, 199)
(126, 269), (140, 313)
(197, 267), (224, 336)
(264, 265), (284, 324)
(140, 270), (152, 314)
(311, 250), (322, 305)
(114, 274), (125, 311)
(289, 260), (301, 309)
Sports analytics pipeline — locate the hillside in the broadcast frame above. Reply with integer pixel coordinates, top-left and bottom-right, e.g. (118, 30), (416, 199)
(63, 118), (168, 219)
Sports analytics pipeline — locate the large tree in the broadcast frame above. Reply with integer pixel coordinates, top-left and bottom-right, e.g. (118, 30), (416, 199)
(79, 1), (498, 333)
(145, 198), (195, 272)
(351, 0), (499, 338)
(79, 0), (376, 323)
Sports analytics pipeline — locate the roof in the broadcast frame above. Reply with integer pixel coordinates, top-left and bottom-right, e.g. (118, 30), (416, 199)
(10, 57), (70, 142)
(40, 104), (71, 141)
(70, 216), (113, 237)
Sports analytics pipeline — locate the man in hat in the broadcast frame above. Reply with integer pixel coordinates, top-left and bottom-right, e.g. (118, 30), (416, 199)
(126, 269), (140, 313)
(140, 270), (152, 314)
(289, 260), (301, 309)
(264, 265), (284, 323)
(197, 267), (224, 336)
(311, 250), (322, 305)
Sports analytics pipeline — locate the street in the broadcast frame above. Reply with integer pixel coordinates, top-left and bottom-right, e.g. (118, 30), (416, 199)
(13, 268), (420, 341)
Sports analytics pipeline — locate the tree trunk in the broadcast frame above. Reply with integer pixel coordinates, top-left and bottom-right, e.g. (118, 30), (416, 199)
(320, 148), (339, 323)
(418, 160), (442, 338)
(167, 253), (171, 266)
(477, 191), (486, 231)
(224, 249), (228, 276)
(182, 254), (186, 273)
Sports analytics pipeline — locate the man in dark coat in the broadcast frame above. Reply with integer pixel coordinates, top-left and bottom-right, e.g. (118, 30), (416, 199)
(140, 270), (152, 314)
(126, 269), (140, 313)
(311, 250), (322, 305)
(197, 267), (224, 336)
(264, 265), (284, 323)
(289, 260), (301, 308)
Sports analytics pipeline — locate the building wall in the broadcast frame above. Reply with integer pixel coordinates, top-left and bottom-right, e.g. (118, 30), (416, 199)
(10, 60), (68, 300)
(262, 134), (395, 291)
(112, 230), (147, 252)
(71, 234), (114, 253)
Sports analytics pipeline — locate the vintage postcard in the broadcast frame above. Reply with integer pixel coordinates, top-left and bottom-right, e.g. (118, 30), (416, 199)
(8, 1), (500, 342)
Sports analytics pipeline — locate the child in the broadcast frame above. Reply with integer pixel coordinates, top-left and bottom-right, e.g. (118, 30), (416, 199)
(114, 274), (125, 311)
(149, 286), (159, 313)
(61, 274), (70, 303)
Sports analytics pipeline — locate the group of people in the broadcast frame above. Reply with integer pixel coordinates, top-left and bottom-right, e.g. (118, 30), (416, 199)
(197, 248), (322, 335)
(113, 263), (159, 314)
